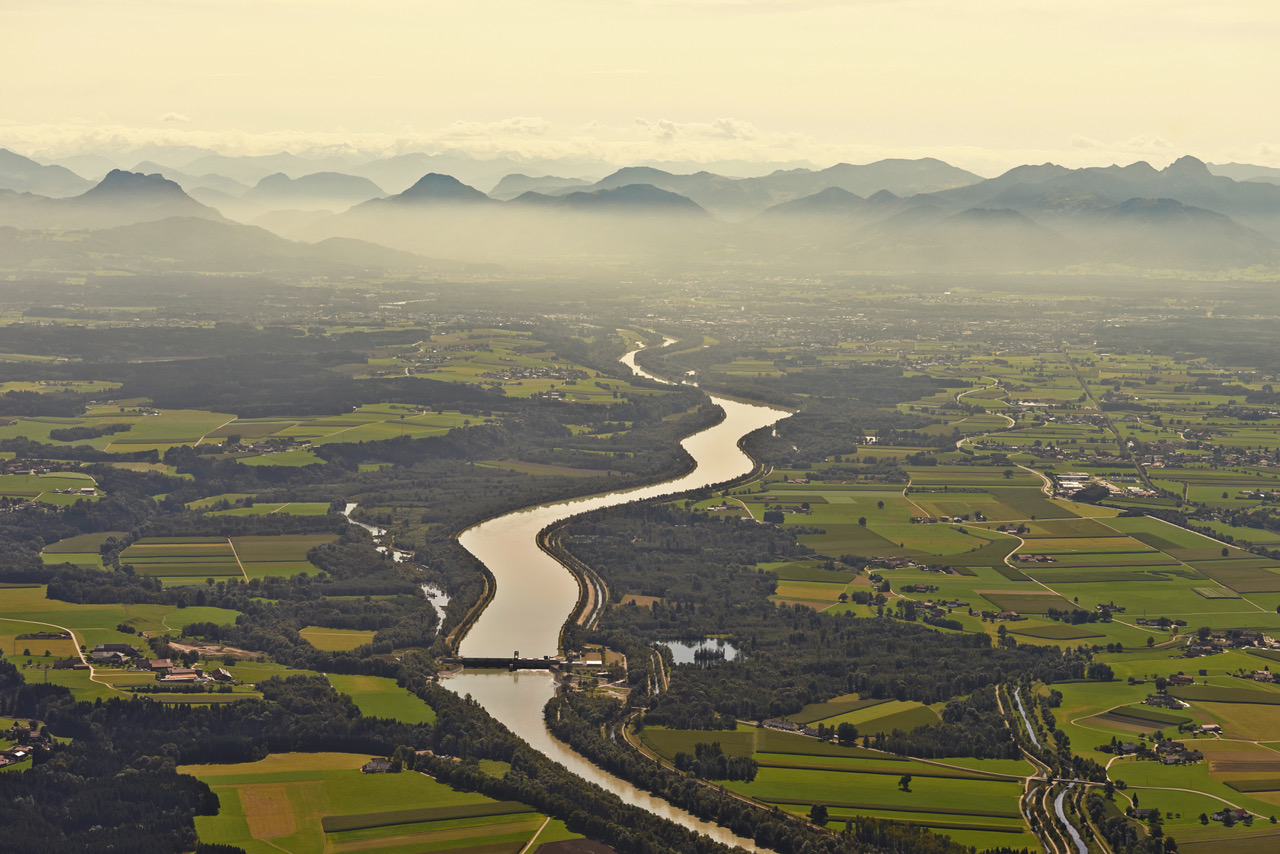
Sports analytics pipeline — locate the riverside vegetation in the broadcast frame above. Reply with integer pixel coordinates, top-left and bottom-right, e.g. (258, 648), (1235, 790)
(4, 273), (1280, 853)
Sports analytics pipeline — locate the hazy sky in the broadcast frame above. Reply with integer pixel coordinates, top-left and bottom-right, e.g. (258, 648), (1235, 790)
(6, 0), (1279, 173)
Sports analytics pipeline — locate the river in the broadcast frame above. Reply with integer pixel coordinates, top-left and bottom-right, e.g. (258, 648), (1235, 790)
(1053, 784), (1087, 854)
(447, 342), (787, 850)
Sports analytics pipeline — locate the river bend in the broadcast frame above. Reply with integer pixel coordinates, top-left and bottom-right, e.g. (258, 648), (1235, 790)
(447, 344), (787, 850)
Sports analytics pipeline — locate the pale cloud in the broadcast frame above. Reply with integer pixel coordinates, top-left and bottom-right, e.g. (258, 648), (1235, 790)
(6, 120), (1280, 180)
(633, 117), (761, 143)
(710, 118), (757, 140)
(1068, 134), (1179, 164)
(442, 117), (552, 138)
(160, 112), (190, 124)
(9, 0), (1280, 181)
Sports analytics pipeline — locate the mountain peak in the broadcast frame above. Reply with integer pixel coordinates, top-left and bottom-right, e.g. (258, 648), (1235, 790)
(255, 172), (292, 190)
(83, 169), (188, 200)
(246, 171), (383, 203)
(393, 173), (489, 203)
(1164, 155), (1211, 179)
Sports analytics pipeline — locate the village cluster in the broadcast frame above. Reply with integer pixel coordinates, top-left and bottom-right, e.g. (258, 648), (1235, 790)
(53, 642), (238, 686)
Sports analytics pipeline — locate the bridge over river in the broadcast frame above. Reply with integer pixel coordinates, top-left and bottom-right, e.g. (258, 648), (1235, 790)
(444, 342), (788, 851)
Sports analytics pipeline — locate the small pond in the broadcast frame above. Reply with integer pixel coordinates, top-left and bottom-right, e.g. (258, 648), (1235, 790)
(659, 638), (740, 665)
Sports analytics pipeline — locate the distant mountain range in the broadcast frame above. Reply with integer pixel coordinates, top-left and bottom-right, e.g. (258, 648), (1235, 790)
(0, 169), (223, 230)
(0, 148), (94, 197)
(489, 174), (591, 200)
(3, 154), (1280, 272)
(743, 156), (1280, 269)
(244, 172), (384, 206)
(545, 158), (983, 219)
(0, 215), (452, 274)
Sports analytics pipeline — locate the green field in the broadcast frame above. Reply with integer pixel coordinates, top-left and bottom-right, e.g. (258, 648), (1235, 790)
(299, 626), (376, 651)
(181, 752), (577, 854)
(640, 723), (1034, 850)
(0, 586), (241, 701)
(118, 534), (337, 582)
(1170, 685), (1280, 706)
(326, 674), (436, 724)
(41, 530), (127, 570)
(1009, 624), (1105, 640)
(786, 694), (888, 725)
(0, 471), (99, 503)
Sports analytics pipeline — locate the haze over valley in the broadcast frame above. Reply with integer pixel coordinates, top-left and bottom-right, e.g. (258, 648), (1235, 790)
(7, 3), (1280, 854)
(6, 146), (1280, 275)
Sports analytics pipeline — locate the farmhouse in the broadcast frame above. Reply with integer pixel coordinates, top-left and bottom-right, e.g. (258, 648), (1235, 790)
(92, 643), (139, 657)
(362, 758), (394, 773)
(17, 631), (68, 641)
(157, 668), (200, 683)
(0, 748), (32, 768)
(4, 724), (50, 747)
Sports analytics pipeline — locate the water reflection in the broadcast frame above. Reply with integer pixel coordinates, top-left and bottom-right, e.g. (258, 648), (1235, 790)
(458, 393), (786, 659)
(446, 344), (787, 850)
(660, 638), (740, 665)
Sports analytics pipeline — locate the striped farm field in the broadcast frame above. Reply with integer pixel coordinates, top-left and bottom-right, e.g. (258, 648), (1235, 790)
(1224, 778), (1280, 793)
(320, 801), (533, 832)
(180, 752), (574, 854)
(42, 531), (128, 553)
(1102, 704), (1194, 727)
(726, 764), (1030, 848)
(816, 700), (941, 732)
(118, 534), (336, 581)
(753, 726), (892, 758)
(231, 534), (337, 562)
(1196, 702), (1280, 741)
(787, 695), (888, 725)
(768, 798), (1021, 820)
(1170, 685), (1280, 705)
(209, 502), (332, 517)
(1009, 623), (1105, 640)
(978, 591), (1081, 614)
(1017, 536), (1155, 554)
(754, 757), (1002, 783)
(640, 725), (758, 760)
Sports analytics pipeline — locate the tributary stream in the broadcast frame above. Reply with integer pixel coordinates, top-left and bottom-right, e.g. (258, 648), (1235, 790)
(446, 344), (787, 850)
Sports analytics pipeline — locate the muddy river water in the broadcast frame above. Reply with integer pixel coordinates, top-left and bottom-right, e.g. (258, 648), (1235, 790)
(446, 345), (787, 849)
